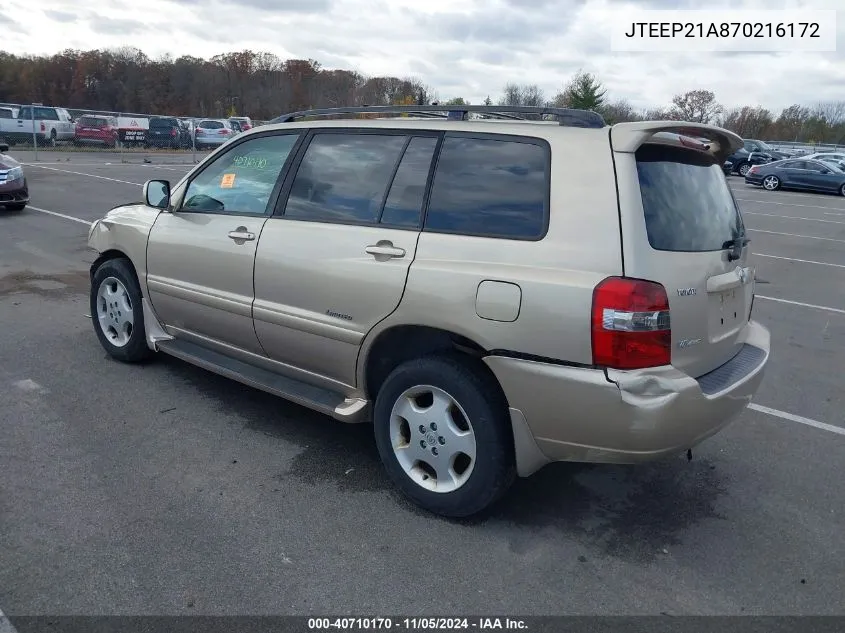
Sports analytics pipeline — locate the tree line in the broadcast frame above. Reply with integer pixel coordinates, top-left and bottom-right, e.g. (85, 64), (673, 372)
(1, 48), (843, 144)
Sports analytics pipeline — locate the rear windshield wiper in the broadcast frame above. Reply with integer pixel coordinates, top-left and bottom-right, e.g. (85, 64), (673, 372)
(722, 235), (751, 261)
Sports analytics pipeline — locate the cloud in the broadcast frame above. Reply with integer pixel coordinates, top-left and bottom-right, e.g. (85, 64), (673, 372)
(43, 10), (75, 23)
(5, 0), (843, 115)
(88, 16), (149, 36)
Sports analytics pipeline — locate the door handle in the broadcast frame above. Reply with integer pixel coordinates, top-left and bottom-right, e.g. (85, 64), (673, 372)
(228, 227), (255, 243)
(365, 241), (405, 259)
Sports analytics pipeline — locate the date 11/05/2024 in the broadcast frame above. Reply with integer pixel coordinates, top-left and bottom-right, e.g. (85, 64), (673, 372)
(623, 21), (820, 39)
(308, 617), (528, 631)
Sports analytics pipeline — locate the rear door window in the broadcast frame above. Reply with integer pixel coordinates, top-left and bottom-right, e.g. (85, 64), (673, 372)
(424, 135), (549, 240)
(283, 132), (409, 224)
(380, 136), (438, 228)
(635, 144), (744, 252)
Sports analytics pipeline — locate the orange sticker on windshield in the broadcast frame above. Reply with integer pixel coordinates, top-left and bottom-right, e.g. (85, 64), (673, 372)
(220, 173), (236, 188)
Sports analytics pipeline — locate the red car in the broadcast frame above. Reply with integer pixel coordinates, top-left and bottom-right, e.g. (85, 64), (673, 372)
(0, 142), (28, 211)
(74, 115), (119, 147)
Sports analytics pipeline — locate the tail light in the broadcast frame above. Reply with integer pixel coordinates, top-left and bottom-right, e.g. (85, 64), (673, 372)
(220, 129), (231, 135)
(591, 277), (671, 370)
(170, 128), (177, 137)
(40, 122), (45, 131)
(747, 166), (759, 175)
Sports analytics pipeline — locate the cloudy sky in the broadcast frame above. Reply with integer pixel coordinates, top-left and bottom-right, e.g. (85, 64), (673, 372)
(2, 0), (843, 113)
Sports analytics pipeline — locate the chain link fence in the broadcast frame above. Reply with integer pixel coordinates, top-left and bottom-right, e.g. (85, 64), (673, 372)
(0, 102), (267, 163)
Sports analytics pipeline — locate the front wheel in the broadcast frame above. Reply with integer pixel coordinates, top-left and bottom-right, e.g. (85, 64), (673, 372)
(90, 258), (152, 363)
(762, 175), (781, 191)
(3, 202), (26, 211)
(840, 183), (845, 197)
(738, 162), (752, 177)
(373, 354), (516, 518)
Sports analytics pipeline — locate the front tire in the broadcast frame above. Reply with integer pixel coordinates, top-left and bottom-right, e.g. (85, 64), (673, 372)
(373, 353), (516, 518)
(3, 202), (26, 211)
(738, 162), (751, 177)
(840, 183), (845, 197)
(762, 175), (781, 191)
(90, 258), (151, 363)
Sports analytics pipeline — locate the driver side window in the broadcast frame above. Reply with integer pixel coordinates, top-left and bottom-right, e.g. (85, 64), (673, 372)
(180, 133), (301, 216)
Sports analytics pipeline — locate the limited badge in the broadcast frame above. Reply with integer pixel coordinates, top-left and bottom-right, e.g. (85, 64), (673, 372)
(220, 173), (236, 188)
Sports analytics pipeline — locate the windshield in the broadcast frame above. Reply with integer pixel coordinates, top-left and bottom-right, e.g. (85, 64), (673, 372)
(756, 140), (774, 151)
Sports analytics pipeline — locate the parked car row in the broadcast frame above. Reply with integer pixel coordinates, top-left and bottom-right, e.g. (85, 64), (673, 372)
(0, 103), (257, 150)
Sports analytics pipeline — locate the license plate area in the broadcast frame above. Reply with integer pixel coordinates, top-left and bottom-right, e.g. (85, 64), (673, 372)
(708, 288), (743, 341)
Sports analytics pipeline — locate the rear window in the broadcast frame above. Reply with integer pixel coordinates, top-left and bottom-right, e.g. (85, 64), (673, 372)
(150, 118), (178, 128)
(78, 116), (108, 127)
(636, 144), (744, 252)
(200, 121), (224, 129)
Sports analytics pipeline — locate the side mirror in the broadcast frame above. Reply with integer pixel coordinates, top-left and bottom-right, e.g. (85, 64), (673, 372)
(0, 143), (8, 153)
(143, 179), (171, 209)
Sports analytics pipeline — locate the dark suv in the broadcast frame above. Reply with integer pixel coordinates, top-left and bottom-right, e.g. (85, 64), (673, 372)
(726, 139), (790, 177)
(146, 117), (191, 149)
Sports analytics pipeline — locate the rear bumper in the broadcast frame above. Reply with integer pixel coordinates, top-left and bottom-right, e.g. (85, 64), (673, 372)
(485, 320), (770, 475)
(745, 175), (764, 185)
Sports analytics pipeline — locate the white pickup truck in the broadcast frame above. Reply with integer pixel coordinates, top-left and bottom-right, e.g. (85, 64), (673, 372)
(0, 106), (20, 143)
(0, 105), (75, 145)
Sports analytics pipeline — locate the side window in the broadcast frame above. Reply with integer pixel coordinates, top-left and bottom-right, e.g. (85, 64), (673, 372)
(380, 136), (438, 228)
(18, 107), (31, 119)
(425, 136), (549, 240)
(37, 108), (58, 121)
(284, 133), (408, 224)
(180, 133), (300, 215)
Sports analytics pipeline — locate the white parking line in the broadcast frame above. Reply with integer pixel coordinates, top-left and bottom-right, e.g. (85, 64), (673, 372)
(824, 211), (845, 216)
(24, 164), (142, 186)
(755, 295), (845, 315)
(747, 229), (845, 243)
(754, 253), (845, 269)
(749, 404), (845, 437)
(0, 606), (19, 633)
(27, 205), (92, 226)
(743, 212), (845, 224)
(735, 197), (845, 211)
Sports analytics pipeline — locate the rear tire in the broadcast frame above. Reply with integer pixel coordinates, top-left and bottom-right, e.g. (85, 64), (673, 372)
(90, 258), (152, 363)
(840, 184), (845, 197)
(373, 353), (516, 518)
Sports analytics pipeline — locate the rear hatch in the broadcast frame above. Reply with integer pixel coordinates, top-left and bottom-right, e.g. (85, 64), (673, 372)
(77, 116), (108, 136)
(610, 122), (753, 378)
(148, 118), (178, 140)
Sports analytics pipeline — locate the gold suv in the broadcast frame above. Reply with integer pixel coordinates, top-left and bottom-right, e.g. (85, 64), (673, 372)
(87, 105), (771, 517)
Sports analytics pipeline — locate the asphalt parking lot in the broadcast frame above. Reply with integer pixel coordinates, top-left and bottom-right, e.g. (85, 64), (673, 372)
(1, 149), (843, 617)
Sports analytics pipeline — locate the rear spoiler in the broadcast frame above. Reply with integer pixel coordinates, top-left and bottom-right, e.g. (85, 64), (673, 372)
(610, 121), (743, 162)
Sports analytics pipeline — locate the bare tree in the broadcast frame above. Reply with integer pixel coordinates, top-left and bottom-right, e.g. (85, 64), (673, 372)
(670, 89), (723, 123)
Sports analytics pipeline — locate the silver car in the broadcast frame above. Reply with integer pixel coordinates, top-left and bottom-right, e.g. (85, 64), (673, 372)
(194, 119), (236, 150)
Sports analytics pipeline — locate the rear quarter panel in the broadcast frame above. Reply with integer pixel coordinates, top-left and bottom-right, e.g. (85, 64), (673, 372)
(357, 127), (624, 385)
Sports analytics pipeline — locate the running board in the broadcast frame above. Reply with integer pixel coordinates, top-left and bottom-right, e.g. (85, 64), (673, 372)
(156, 338), (369, 423)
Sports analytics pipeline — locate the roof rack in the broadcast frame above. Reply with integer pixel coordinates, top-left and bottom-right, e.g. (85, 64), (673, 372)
(269, 105), (606, 128)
